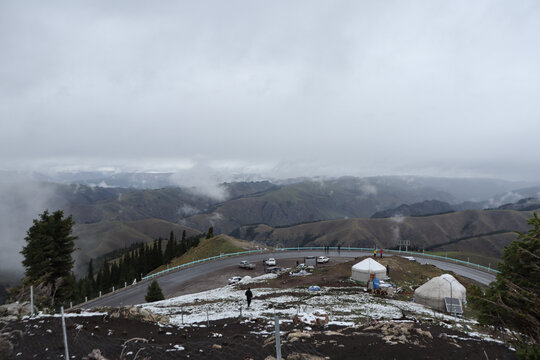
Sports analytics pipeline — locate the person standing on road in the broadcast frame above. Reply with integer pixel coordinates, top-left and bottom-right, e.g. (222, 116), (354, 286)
(245, 288), (253, 308)
(373, 248), (377, 258)
(380, 248), (383, 258)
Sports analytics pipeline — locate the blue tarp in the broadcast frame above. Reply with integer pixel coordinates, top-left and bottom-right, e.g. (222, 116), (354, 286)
(373, 277), (380, 289)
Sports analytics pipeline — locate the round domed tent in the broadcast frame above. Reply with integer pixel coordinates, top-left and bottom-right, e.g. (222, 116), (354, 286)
(414, 274), (466, 312)
(351, 258), (386, 283)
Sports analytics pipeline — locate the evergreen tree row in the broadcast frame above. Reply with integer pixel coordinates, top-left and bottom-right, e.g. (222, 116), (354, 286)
(70, 230), (205, 303)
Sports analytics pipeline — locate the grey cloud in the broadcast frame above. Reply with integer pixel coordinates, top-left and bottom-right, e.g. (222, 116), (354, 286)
(169, 164), (230, 201)
(0, 0), (539, 180)
(0, 175), (58, 281)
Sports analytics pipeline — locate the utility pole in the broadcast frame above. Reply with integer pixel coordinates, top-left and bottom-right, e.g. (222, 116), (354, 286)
(274, 315), (282, 360)
(61, 306), (70, 360)
(30, 286), (34, 316)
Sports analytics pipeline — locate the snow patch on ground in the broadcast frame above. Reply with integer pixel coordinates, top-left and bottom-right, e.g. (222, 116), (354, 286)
(24, 311), (108, 319)
(139, 273), (503, 345)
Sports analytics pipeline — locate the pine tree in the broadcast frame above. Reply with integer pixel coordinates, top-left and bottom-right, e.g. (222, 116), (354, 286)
(157, 238), (163, 265)
(165, 231), (176, 263)
(137, 246), (146, 279)
(470, 213), (540, 352)
(102, 262), (111, 291)
(86, 259), (96, 297)
(20, 210), (77, 306)
(110, 262), (120, 288)
(87, 259), (94, 282)
(206, 226), (214, 239)
(145, 280), (165, 302)
(96, 268), (103, 292)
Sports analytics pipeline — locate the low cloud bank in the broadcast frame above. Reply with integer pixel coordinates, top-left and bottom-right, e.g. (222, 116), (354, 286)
(0, 174), (58, 282)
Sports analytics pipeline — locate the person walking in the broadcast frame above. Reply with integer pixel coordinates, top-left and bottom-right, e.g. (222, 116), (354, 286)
(373, 248), (377, 258)
(386, 264), (390, 276)
(245, 288), (253, 308)
(380, 248), (383, 258)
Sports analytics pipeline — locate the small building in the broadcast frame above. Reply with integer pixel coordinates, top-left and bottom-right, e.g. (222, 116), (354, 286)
(414, 274), (467, 312)
(351, 258), (386, 283)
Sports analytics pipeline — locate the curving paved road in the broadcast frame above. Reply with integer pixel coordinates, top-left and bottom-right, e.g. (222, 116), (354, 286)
(81, 250), (496, 309)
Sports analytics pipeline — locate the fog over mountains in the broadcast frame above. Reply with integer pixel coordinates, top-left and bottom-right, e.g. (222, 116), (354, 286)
(1, 171), (539, 282)
(2, 1), (539, 287)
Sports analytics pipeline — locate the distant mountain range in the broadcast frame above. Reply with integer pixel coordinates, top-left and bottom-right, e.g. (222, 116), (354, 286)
(28, 171), (537, 200)
(61, 177), (539, 270)
(2, 173), (539, 278)
(233, 209), (536, 259)
(371, 192), (540, 219)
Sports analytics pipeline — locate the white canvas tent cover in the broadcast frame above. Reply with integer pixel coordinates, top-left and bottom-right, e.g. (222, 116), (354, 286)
(351, 258), (386, 282)
(414, 274), (467, 312)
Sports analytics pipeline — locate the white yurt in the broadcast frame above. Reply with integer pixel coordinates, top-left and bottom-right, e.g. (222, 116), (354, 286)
(414, 274), (467, 312)
(351, 258), (387, 283)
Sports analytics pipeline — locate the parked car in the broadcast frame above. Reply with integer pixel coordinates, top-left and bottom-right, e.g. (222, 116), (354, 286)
(228, 276), (242, 284)
(264, 258), (276, 266)
(402, 256), (416, 262)
(264, 266), (284, 274)
(239, 260), (255, 269)
(317, 256), (329, 264)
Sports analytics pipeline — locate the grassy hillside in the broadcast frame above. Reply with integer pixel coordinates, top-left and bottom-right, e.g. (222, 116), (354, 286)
(235, 209), (534, 259)
(149, 235), (263, 274)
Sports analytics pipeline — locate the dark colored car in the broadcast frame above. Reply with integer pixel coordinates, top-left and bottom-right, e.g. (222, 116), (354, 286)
(264, 266), (284, 274)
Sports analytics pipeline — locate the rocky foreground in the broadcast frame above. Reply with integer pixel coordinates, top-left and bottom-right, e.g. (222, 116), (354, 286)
(0, 263), (518, 359)
(1, 305), (515, 360)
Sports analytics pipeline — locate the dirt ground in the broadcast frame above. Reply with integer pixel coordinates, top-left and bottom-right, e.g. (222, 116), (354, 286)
(3, 256), (509, 359)
(4, 313), (515, 360)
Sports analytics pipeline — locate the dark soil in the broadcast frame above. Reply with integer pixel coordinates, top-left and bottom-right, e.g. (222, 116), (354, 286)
(3, 314), (515, 360)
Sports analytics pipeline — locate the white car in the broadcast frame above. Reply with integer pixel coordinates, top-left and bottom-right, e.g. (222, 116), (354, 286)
(228, 276), (242, 284)
(264, 258), (276, 266)
(317, 256), (329, 264)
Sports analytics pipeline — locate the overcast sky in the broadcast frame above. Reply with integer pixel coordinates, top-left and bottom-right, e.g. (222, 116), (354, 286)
(1, 0), (539, 181)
